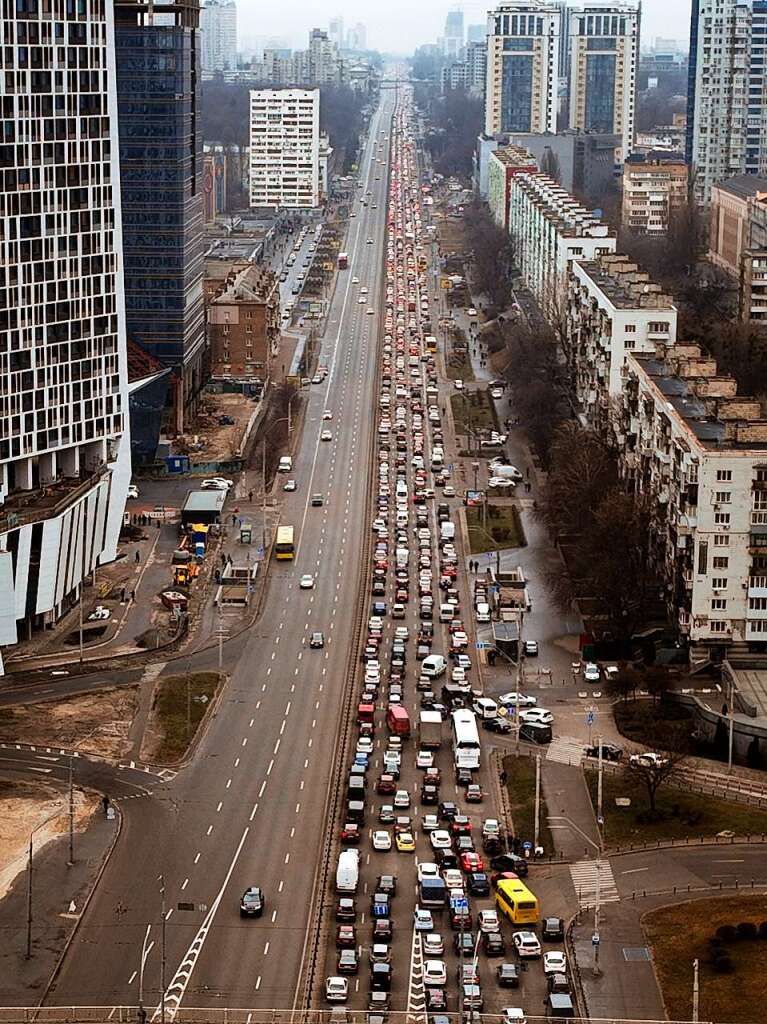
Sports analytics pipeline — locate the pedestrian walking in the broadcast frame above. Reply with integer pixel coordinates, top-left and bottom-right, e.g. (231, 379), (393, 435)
(500, 769), (508, 786)
(121, 587), (126, 603)
(231, 514), (237, 526)
(526, 466), (530, 479)
(248, 489), (253, 503)
(102, 795), (110, 815)
(525, 481), (531, 494)
(135, 549), (140, 564)
(131, 589), (135, 602)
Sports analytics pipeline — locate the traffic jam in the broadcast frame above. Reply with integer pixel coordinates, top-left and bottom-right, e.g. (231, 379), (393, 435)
(323, 90), (573, 1022)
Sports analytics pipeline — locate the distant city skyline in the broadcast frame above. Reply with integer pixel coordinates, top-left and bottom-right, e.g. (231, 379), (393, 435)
(235, 1), (691, 56)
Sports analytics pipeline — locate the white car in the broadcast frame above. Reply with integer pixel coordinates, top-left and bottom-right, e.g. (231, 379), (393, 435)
(422, 814), (439, 833)
(356, 736), (374, 755)
(451, 667), (467, 683)
(488, 476), (516, 490)
(413, 908), (434, 931)
(283, 479), (297, 492)
(490, 388), (504, 400)
(325, 977), (348, 1003)
(512, 931), (542, 958)
(352, 276), (360, 284)
(498, 692), (537, 709)
(417, 862), (439, 882)
(584, 662), (601, 683)
(416, 750), (434, 770)
(423, 932), (444, 956)
(454, 379), (464, 390)
(87, 605), (110, 621)
(366, 308), (375, 316)
(321, 430), (332, 441)
(372, 830), (392, 851)
(201, 477), (233, 490)
(543, 951), (567, 975)
(322, 410), (333, 420)
(629, 751), (669, 769)
(423, 960), (447, 987)
(519, 708), (553, 726)
(502, 1010), (527, 1024)
(366, 238), (374, 244)
(443, 869), (464, 890)
(394, 789), (410, 808)
(127, 484), (139, 499)
(466, 307), (477, 316)
(358, 297), (366, 304)
(430, 829), (452, 850)
(299, 574), (314, 589)
(478, 909), (501, 933)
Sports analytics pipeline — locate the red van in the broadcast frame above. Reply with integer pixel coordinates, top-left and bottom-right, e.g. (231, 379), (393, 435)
(386, 705), (411, 737)
(357, 702), (375, 725)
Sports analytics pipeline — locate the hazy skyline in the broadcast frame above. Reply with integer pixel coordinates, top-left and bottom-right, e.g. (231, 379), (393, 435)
(237, 0), (692, 57)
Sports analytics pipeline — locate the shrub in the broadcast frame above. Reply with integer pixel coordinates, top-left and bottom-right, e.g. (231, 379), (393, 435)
(715, 925), (738, 943)
(758, 921), (767, 940)
(736, 921), (758, 940)
(708, 936), (724, 952)
(712, 954), (734, 974)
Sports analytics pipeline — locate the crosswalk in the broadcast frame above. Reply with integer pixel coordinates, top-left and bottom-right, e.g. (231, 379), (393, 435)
(545, 735), (585, 765)
(569, 859), (620, 908)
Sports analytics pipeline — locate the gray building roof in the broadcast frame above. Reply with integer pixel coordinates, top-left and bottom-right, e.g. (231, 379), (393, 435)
(714, 174), (767, 200)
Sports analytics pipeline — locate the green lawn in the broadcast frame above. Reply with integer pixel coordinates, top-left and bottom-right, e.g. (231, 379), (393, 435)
(465, 503), (525, 553)
(446, 348), (475, 383)
(152, 671), (222, 763)
(502, 754), (554, 855)
(644, 896), (767, 1023)
(613, 698), (694, 755)
(584, 767), (767, 846)
(450, 389), (498, 437)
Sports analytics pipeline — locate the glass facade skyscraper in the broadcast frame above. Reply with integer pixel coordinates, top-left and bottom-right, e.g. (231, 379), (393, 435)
(114, 0), (205, 432)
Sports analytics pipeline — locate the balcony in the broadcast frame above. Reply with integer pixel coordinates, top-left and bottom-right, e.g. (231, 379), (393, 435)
(748, 576), (767, 597)
(677, 511), (698, 531)
(746, 621), (767, 640)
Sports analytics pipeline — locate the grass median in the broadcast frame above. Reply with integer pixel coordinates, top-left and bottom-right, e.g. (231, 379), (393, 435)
(148, 671), (222, 764)
(465, 503), (525, 553)
(451, 389), (498, 437)
(643, 896), (767, 1023)
(502, 754), (553, 854)
(584, 767), (767, 846)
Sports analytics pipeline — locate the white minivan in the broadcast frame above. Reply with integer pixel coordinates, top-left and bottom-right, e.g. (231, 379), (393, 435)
(421, 654), (447, 678)
(476, 602), (491, 623)
(472, 697), (498, 719)
(278, 455), (293, 473)
(439, 603), (455, 623)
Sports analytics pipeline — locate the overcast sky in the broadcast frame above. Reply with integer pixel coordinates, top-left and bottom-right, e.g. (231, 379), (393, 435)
(238, 0), (692, 57)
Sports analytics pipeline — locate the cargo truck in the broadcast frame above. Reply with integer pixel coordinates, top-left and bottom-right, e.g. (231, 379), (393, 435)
(418, 709), (443, 749)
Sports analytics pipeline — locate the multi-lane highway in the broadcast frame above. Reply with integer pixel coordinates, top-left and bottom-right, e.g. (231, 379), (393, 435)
(45, 87), (398, 1014)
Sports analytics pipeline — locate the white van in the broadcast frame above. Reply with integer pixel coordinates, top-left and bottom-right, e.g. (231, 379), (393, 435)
(336, 849), (360, 893)
(421, 654), (447, 678)
(476, 602), (491, 623)
(278, 455), (293, 473)
(439, 603), (455, 623)
(472, 697), (498, 720)
(440, 521), (455, 542)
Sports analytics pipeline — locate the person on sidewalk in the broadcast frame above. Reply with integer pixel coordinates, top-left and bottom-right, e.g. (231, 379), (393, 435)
(248, 489), (254, 503)
(135, 550), (140, 564)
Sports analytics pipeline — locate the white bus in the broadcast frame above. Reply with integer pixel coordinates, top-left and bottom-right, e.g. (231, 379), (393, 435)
(451, 709), (481, 770)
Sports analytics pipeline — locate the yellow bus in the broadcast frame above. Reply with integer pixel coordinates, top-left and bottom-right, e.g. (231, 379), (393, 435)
(495, 877), (539, 925)
(275, 525), (295, 560)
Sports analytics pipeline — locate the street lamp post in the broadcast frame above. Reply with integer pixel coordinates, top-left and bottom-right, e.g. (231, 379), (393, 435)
(692, 958), (700, 1022)
(26, 810), (61, 958)
(138, 922), (152, 1024)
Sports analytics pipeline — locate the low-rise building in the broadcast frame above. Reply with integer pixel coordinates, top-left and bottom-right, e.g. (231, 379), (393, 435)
(567, 253), (676, 422)
(616, 346), (767, 657)
(507, 172), (616, 320)
(206, 264), (280, 383)
(621, 158), (688, 234)
(709, 175), (767, 277)
(487, 145), (537, 229)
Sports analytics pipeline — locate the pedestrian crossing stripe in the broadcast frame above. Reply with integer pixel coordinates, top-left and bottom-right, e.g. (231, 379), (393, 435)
(545, 735), (585, 766)
(569, 859), (620, 908)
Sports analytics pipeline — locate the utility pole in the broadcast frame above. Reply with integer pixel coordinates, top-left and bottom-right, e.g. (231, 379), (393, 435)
(692, 958), (700, 1022)
(597, 736), (604, 847)
(78, 587), (84, 665)
(138, 923), (151, 1024)
(593, 857), (601, 977)
(533, 753), (541, 853)
(261, 441), (267, 549)
(514, 610), (524, 755)
(25, 833), (32, 959)
(160, 875), (167, 1024)
(68, 754), (75, 866)
(727, 679), (735, 773)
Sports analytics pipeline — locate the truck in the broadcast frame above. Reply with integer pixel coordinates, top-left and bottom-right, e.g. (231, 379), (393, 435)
(439, 521), (455, 543)
(337, 252), (349, 269)
(386, 704), (411, 737)
(418, 710), (443, 749)
(336, 849), (359, 893)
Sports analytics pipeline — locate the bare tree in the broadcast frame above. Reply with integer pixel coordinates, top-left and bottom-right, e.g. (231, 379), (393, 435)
(624, 751), (687, 814)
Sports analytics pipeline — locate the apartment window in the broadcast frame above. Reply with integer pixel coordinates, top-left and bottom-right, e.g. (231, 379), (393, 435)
(757, 469), (767, 482)
(697, 540), (708, 574)
(711, 598), (727, 611)
(712, 577), (728, 589)
(749, 597), (767, 610)
(713, 534), (730, 546)
(625, 324), (636, 333)
(714, 491), (731, 503)
(716, 469), (732, 481)
(712, 555), (729, 570)
(709, 620), (728, 633)
(648, 321), (670, 332)
(715, 512), (731, 526)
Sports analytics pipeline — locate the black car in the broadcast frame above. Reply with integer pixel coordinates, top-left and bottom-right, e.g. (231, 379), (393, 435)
(336, 897), (356, 921)
(439, 801), (458, 820)
(371, 962), (392, 991)
(239, 887), (264, 917)
(584, 742), (623, 762)
(455, 767), (473, 787)
(547, 973), (570, 994)
(490, 853), (528, 877)
(482, 930), (505, 956)
(542, 916), (565, 941)
(453, 931), (475, 956)
(421, 784), (439, 804)
(467, 872), (490, 896)
(436, 849), (459, 869)
(371, 893), (390, 916)
(376, 874), (397, 895)
(453, 835), (475, 855)
(311, 493), (324, 507)
(497, 962), (520, 987)
(373, 917), (393, 941)
(483, 717), (513, 734)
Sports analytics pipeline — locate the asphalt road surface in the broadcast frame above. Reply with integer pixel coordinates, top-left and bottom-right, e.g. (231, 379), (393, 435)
(44, 89), (397, 1014)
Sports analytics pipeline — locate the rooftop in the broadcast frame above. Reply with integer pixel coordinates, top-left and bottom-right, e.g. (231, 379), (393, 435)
(491, 144), (537, 169)
(575, 253), (675, 310)
(512, 172), (613, 238)
(714, 174), (767, 201)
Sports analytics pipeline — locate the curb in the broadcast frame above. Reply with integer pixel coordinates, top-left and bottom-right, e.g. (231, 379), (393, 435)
(39, 800), (123, 1007)
(137, 670), (229, 773)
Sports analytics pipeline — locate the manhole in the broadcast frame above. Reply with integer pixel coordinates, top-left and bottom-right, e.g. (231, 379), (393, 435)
(623, 947), (651, 962)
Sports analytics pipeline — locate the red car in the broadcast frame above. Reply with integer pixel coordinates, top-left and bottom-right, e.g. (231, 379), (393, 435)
(466, 784), (483, 803)
(450, 815), (473, 835)
(377, 774), (397, 795)
(336, 924), (356, 948)
(460, 852), (484, 874)
(341, 823), (361, 844)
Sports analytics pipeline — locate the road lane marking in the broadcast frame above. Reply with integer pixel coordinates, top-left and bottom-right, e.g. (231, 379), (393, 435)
(250, 803), (258, 821)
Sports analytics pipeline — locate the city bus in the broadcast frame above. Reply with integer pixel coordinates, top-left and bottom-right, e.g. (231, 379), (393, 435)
(495, 877), (539, 925)
(451, 709), (480, 770)
(274, 525), (295, 560)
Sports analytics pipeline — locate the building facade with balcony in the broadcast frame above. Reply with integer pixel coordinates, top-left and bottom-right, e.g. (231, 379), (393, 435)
(487, 146), (538, 228)
(616, 347), (767, 656)
(567, 254), (676, 424)
(206, 264), (280, 384)
(0, 0), (132, 672)
(507, 173), (616, 321)
(249, 89), (320, 209)
(621, 159), (689, 234)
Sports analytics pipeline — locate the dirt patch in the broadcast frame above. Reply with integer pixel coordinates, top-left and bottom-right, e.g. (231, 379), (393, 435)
(643, 895), (767, 1023)
(141, 671), (222, 765)
(0, 688), (139, 760)
(0, 780), (98, 900)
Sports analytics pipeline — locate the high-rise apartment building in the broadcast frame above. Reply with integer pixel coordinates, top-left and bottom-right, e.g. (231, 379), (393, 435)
(201, 0), (238, 72)
(622, 159), (689, 234)
(115, 0), (206, 433)
(309, 28), (343, 85)
(747, 1), (767, 176)
(249, 89), (321, 209)
(568, 1), (640, 163)
(0, 0), (131, 670)
(444, 9), (465, 56)
(484, 1), (561, 136)
(686, 0), (752, 204)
